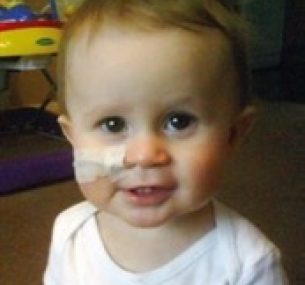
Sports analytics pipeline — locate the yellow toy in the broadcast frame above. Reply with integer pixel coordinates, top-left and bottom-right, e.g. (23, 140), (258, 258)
(55, 0), (83, 21)
(0, 20), (62, 56)
(0, 0), (24, 9)
(0, 0), (62, 56)
(0, 0), (85, 57)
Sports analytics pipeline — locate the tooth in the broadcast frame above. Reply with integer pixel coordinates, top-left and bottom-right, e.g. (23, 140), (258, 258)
(144, 188), (151, 193)
(137, 187), (152, 194)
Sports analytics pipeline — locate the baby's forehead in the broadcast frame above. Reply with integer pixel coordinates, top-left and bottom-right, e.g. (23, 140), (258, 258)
(67, 23), (233, 68)
(67, 25), (236, 93)
(65, 24), (238, 112)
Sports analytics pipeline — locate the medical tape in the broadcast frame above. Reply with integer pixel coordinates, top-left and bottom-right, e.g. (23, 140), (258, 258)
(73, 146), (125, 183)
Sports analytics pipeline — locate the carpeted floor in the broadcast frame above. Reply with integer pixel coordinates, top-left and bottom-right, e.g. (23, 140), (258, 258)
(0, 101), (304, 285)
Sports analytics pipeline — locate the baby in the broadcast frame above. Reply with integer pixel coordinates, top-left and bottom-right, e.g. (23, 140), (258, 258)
(44, 0), (288, 284)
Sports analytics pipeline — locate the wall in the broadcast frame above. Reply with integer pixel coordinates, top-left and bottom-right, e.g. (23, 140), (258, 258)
(283, 0), (305, 63)
(240, 0), (286, 69)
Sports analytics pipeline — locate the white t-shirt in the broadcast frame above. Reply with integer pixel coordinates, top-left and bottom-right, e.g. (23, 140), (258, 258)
(44, 200), (288, 285)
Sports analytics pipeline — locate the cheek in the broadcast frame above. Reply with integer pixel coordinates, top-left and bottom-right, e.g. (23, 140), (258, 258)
(78, 178), (115, 208)
(70, 124), (107, 150)
(192, 153), (223, 185)
(180, 141), (228, 191)
(72, 134), (104, 150)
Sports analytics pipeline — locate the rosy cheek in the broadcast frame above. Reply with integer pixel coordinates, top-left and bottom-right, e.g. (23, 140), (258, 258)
(187, 145), (226, 189)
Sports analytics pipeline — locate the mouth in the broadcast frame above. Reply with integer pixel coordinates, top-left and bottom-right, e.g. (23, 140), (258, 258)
(122, 185), (176, 206)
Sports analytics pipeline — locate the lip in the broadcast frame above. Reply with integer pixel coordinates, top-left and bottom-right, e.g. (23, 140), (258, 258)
(121, 184), (176, 206)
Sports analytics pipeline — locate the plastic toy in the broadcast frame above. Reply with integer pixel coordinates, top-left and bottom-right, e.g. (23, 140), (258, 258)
(0, 0), (25, 9)
(0, 5), (35, 21)
(0, 20), (62, 56)
(0, 0), (35, 20)
(54, 0), (83, 21)
(0, 1), (62, 56)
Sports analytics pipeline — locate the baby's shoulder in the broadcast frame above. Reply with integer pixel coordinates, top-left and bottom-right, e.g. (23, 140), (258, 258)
(55, 201), (97, 223)
(213, 201), (287, 283)
(51, 201), (98, 249)
(230, 207), (278, 258)
(215, 201), (281, 270)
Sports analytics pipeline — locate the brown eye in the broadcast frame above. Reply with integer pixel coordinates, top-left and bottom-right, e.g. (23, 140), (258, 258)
(100, 116), (126, 133)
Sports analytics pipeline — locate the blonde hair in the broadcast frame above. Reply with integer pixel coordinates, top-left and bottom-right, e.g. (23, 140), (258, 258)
(58, 0), (252, 114)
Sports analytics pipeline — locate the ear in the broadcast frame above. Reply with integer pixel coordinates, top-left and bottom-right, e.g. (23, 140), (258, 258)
(57, 115), (74, 145)
(228, 105), (257, 149)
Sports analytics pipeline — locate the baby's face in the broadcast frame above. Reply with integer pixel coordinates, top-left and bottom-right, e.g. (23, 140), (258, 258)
(63, 25), (240, 228)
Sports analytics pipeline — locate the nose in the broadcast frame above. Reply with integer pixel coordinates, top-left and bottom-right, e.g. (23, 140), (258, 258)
(124, 134), (171, 168)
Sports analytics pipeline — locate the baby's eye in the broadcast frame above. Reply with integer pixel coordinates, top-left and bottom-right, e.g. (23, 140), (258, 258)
(163, 112), (197, 132)
(99, 116), (126, 133)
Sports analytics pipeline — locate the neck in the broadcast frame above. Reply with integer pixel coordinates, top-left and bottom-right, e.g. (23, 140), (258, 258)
(97, 203), (215, 272)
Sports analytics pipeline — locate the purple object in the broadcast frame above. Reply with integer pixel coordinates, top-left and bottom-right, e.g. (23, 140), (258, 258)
(0, 150), (73, 195)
